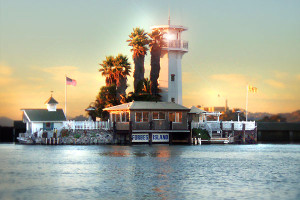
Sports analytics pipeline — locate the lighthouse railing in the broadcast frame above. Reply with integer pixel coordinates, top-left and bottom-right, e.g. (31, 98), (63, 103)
(162, 40), (188, 50)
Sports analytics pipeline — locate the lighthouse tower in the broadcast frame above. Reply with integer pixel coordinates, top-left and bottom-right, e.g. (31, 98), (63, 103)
(151, 19), (188, 105)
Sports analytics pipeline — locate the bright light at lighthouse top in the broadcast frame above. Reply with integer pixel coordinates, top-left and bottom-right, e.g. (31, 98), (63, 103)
(150, 21), (188, 52)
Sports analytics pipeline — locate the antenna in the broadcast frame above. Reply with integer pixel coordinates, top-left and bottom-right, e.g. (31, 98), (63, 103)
(168, 7), (171, 25)
(51, 91), (53, 97)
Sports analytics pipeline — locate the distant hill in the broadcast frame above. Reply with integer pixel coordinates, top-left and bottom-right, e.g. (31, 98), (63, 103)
(280, 110), (300, 122)
(248, 110), (300, 122)
(248, 112), (272, 121)
(70, 115), (88, 121)
(0, 117), (14, 127)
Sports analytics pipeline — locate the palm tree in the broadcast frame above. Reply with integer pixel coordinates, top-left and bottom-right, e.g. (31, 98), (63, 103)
(127, 78), (160, 101)
(114, 54), (131, 101)
(127, 27), (149, 93)
(99, 56), (116, 86)
(149, 29), (164, 96)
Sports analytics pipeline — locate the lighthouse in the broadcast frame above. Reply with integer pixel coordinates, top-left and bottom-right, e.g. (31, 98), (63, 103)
(151, 19), (188, 105)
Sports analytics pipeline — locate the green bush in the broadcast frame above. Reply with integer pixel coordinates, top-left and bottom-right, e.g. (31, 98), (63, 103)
(61, 129), (69, 137)
(42, 132), (48, 138)
(192, 128), (210, 140)
(74, 133), (81, 139)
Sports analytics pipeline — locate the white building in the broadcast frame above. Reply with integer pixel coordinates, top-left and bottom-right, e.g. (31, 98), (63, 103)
(151, 20), (188, 105)
(21, 95), (66, 137)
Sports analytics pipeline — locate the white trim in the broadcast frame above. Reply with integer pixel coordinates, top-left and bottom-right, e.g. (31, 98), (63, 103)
(23, 111), (31, 122)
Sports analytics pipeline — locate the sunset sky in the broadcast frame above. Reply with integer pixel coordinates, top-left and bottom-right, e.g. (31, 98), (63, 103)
(0, 0), (300, 120)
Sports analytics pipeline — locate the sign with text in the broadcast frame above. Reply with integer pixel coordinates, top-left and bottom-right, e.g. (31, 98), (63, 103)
(152, 133), (169, 143)
(132, 134), (149, 142)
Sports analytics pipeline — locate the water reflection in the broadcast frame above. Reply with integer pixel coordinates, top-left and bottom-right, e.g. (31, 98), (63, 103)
(1, 144), (300, 200)
(99, 146), (131, 157)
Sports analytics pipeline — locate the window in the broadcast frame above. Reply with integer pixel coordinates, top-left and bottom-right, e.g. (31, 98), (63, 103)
(171, 98), (175, 103)
(153, 112), (159, 120)
(112, 112), (130, 122)
(143, 112), (149, 122)
(45, 123), (51, 129)
(125, 112), (130, 122)
(176, 112), (182, 122)
(116, 114), (121, 122)
(153, 112), (165, 120)
(121, 112), (126, 122)
(169, 112), (175, 122)
(136, 112), (142, 122)
(169, 112), (182, 123)
(44, 122), (52, 130)
(135, 112), (149, 122)
(171, 74), (175, 81)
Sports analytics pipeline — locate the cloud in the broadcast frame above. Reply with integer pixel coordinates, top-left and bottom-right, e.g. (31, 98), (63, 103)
(210, 73), (247, 85)
(32, 65), (105, 84)
(0, 65), (15, 85)
(40, 66), (79, 75)
(272, 70), (288, 79)
(265, 79), (285, 89)
(0, 77), (14, 85)
(0, 65), (13, 76)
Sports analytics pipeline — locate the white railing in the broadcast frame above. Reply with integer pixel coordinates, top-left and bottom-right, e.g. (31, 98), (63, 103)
(191, 121), (256, 132)
(207, 121), (221, 131)
(162, 40), (188, 50)
(222, 121), (256, 131)
(63, 120), (110, 130)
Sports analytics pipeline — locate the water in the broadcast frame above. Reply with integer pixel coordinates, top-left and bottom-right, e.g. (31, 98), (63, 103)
(0, 144), (299, 200)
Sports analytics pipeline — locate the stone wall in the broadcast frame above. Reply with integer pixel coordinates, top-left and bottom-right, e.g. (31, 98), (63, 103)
(56, 129), (113, 145)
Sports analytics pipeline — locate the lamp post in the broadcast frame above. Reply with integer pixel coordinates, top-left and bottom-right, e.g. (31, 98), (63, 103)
(202, 111), (207, 122)
(236, 111), (241, 122)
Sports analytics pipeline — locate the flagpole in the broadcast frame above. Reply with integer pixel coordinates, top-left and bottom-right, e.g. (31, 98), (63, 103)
(65, 75), (67, 120)
(246, 84), (249, 121)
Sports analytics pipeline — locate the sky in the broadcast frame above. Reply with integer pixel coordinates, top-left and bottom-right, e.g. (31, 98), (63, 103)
(0, 0), (300, 120)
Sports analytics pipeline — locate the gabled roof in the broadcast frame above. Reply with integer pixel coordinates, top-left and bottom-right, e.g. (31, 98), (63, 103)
(22, 109), (66, 122)
(189, 106), (205, 114)
(44, 96), (58, 104)
(104, 101), (190, 111)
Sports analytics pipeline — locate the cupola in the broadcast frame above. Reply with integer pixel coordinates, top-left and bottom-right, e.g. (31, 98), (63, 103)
(45, 95), (58, 112)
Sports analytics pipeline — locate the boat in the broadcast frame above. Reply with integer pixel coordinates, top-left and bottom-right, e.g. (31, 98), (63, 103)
(17, 134), (34, 144)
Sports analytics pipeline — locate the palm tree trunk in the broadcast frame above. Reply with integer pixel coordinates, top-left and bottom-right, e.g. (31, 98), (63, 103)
(150, 45), (161, 96)
(133, 55), (145, 93)
(116, 76), (127, 101)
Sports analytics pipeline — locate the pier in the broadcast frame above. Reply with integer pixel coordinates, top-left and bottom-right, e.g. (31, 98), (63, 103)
(257, 122), (300, 143)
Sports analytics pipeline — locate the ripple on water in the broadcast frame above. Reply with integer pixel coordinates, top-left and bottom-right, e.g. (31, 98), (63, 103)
(0, 144), (300, 200)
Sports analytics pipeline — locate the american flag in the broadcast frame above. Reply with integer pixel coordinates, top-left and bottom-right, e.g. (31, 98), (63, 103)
(66, 77), (77, 86)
